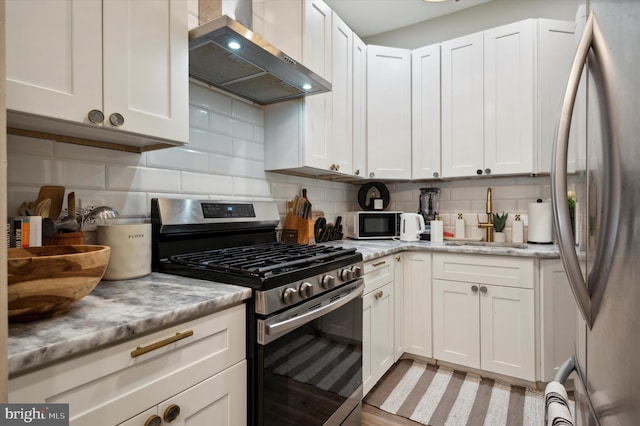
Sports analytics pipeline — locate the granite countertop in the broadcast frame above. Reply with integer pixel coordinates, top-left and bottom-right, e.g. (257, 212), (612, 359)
(322, 239), (561, 262)
(8, 272), (252, 377)
(8, 241), (560, 377)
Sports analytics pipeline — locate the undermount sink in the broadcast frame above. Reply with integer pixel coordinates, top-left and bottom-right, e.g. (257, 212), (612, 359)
(444, 241), (528, 249)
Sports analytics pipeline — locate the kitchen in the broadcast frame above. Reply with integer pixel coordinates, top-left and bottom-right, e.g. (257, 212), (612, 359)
(2, 0), (633, 425)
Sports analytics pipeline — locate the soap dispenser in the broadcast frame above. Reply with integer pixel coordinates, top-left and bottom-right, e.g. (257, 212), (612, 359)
(455, 213), (465, 239)
(512, 214), (524, 243)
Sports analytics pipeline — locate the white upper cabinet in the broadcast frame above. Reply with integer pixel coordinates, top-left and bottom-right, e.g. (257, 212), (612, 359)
(441, 32), (485, 178)
(352, 34), (367, 178)
(6, 0), (189, 150)
(331, 13), (354, 175)
(366, 45), (412, 180)
(536, 19), (577, 174)
(264, 2), (360, 176)
(412, 44), (441, 180)
(441, 19), (574, 178)
(484, 19), (535, 176)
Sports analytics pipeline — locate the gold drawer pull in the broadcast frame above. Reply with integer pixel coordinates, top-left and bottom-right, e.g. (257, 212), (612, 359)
(374, 290), (384, 300)
(131, 330), (194, 358)
(372, 261), (386, 267)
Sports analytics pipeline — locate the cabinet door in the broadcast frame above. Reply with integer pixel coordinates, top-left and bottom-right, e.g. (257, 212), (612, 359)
(537, 19), (577, 174)
(330, 13), (353, 175)
(484, 20), (535, 176)
(441, 32), (484, 178)
(303, 0), (332, 81)
(6, 0), (102, 122)
(363, 283), (394, 396)
(539, 260), (577, 382)
(412, 44), (441, 180)
(480, 285), (535, 381)
(103, 0), (188, 143)
(366, 45), (411, 180)
(433, 279), (480, 369)
(352, 34), (367, 178)
(393, 255), (404, 361)
(120, 361), (247, 426)
(403, 252), (432, 358)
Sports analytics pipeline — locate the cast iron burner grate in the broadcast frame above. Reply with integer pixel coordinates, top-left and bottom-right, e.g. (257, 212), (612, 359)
(169, 242), (358, 277)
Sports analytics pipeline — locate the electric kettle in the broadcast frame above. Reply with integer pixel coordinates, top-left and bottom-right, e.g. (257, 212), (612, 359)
(400, 213), (426, 242)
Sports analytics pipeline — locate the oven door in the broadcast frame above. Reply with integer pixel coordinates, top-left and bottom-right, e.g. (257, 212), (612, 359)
(256, 280), (363, 426)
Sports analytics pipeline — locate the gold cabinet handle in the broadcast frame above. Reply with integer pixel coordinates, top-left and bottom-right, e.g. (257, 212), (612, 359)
(144, 415), (162, 426)
(131, 330), (194, 358)
(374, 290), (384, 300)
(163, 404), (181, 422)
(395, 255), (401, 262)
(372, 261), (386, 267)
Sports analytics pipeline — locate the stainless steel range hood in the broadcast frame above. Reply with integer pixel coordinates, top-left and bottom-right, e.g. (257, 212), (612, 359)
(189, 15), (331, 105)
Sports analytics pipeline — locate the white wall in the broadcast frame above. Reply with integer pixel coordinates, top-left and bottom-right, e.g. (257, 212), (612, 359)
(364, 0), (580, 48)
(6, 83), (357, 227)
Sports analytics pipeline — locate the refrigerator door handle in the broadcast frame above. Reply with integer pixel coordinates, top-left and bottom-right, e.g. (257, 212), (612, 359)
(552, 11), (621, 329)
(551, 13), (594, 327)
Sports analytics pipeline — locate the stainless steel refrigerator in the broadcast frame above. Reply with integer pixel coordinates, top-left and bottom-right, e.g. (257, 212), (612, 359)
(551, 1), (640, 425)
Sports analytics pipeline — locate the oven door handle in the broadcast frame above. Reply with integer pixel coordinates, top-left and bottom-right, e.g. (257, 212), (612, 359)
(264, 281), (364, 340)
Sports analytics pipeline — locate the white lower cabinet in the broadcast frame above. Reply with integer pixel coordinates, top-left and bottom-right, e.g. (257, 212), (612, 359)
(539, 259), (577, 382)
(432, 254), (536, 381)
(9, 305), (246, 425)
(118, 361), (246, 426)
(402, 252), (432, 358)
(362, 255), (396, 396)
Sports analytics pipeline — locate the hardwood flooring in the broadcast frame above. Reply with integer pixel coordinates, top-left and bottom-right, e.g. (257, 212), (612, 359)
(361, 403), (424, 426)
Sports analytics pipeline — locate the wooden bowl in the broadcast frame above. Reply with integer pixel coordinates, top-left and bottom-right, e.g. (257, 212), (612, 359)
(8, 245), (111, 322)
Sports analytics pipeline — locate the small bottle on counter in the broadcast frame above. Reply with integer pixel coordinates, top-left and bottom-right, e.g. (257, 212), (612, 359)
(430, 215), (444, 243)
(455, 213), (465, 239)
(512, 214), (524, 243)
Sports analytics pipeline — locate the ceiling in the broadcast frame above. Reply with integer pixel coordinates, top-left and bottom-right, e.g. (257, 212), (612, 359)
(323, 0), (493, 38)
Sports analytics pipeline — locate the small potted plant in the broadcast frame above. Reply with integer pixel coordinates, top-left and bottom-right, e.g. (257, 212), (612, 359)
(492, 212), (508, 242)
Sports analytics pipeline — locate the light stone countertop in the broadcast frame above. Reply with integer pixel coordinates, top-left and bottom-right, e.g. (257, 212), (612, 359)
(7, 241), (560, 378)
(7, 272), (252, 377)
(321, 239), (561, 262)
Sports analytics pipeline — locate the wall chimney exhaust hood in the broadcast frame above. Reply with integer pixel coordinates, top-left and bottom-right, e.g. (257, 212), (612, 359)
(189, 16), (331, 105)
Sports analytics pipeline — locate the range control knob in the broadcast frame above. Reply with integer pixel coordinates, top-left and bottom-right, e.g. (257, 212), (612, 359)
(321, 275), (336, 289)
(282, 287), (298, 304)
(350, 265), (362, 278)
(340, 268), (354, 281)
(299, 282), (313, 299)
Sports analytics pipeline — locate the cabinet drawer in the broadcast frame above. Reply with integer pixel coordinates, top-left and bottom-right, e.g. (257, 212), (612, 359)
(364, 255), (394, 293)
(9, 304), (246, 425)
(433, 253), (534, 289)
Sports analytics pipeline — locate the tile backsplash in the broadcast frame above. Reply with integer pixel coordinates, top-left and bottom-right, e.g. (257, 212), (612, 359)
(7, 82), (551, 241)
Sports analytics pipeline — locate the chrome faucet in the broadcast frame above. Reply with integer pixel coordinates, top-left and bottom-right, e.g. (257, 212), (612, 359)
(477, 187), (494, 242)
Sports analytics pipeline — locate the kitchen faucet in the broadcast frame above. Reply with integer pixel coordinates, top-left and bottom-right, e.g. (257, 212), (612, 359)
(477, 187), (493, 242)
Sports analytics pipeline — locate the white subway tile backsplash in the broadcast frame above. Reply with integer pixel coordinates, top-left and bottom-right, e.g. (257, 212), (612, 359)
(232, 120), (256, 141)
(189, 106), (210, 130)
(147, 147), (209, 172)
(209, 154), (254, 178)
(189, 128), (234, 155)
(232, 100), (264, 126)
(108, 164), (180, 192)
(56, 160), (106, 189)
(233, 138), (264, 161)
(190, 84), (233, 115)
(8, 155), (54, 185)
(181, 171), (233, 195)
(209, 111), (234, 136)
(233, 177), (271, 197)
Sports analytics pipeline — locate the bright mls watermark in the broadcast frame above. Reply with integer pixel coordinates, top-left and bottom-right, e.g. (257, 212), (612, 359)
(1, 404), (68, 425)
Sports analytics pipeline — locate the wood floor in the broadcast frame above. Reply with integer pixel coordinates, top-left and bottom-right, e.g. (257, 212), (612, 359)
(361, 403), (424, 426)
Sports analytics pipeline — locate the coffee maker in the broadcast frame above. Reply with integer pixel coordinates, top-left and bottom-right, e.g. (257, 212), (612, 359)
(418, 188), (440, 240)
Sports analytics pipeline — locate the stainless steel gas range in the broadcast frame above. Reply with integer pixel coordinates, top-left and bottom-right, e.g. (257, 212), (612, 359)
(151, 198), (364, 425)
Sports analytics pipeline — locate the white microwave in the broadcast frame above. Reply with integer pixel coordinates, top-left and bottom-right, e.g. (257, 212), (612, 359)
(344, 211), (403, 240)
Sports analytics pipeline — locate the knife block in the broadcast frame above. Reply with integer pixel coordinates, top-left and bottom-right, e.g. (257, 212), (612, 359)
(283, 213), (314, 245)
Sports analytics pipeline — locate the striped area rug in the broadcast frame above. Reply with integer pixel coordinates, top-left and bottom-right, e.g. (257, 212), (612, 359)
(365, 359), (546, 426)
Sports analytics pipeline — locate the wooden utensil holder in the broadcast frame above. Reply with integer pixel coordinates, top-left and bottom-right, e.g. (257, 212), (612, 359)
(283, 213), (315, 245)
